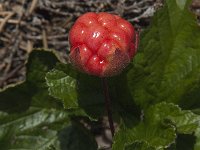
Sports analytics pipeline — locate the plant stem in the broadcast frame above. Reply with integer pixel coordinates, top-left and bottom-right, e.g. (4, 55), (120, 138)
(102, 78), (115, 137)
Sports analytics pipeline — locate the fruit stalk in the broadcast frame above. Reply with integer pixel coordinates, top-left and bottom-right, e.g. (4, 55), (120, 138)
(102, 78), (115, 137)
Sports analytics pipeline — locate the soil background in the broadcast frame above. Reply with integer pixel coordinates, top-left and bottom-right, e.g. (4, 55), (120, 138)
(0, 0), (199, 149)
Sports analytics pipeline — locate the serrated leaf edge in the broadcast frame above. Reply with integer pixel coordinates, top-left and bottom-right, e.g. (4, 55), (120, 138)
(45, 69), (78, 110)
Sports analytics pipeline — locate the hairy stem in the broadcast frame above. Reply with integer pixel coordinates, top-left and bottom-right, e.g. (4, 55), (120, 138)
(102, 78), (115, 137)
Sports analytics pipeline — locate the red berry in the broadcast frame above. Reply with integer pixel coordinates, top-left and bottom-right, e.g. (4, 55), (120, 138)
(69, 12), (138, 77)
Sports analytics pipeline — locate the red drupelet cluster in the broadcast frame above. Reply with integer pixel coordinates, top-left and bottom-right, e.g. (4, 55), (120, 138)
(69, 12), (138, 77)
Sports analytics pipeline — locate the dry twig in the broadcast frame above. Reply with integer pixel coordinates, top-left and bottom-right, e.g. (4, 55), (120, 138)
(0, 12), (14, 32)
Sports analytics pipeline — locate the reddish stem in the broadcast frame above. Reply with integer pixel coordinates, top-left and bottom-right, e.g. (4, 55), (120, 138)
(102, 78), (115, 137)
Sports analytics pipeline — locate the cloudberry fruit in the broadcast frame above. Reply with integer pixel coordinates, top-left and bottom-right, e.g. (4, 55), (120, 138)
(69, 12), (138, 77)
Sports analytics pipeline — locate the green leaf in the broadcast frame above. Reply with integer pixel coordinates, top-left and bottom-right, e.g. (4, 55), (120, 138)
(113, 123), (176, 150)
(108, 73), (140, 127)
(128, 0), (200, 109)
(145, 102), (200, 134)
(176, 0), (187, 10)
(0, 107), (69, 149)
(46, 63), (140, 124)
(45, 67), (98, 120)
(0, 49), (60, 112)
(26, 49), (60, 88)
(46, 63), (105, 119)
(195, 127), (200, 150)
(59, 123), (97, 150)
(0, 49), (97, 149)
(113, 102), (200, 150)
(76, 74), (105, 118)
(46, 68), (78, 109)
(0, 108), (97, 150)
(125, 141), (155, 150)
(0, 83), (31, 113)
(176, 134), (196, 150)
(31, 89), (62, 109)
